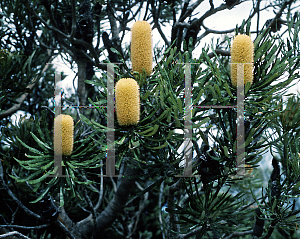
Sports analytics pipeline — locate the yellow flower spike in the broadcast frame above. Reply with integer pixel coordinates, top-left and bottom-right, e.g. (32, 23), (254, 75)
(230, 34), (254, 87)
(131, 21), (153, 76)
(54, 114), (74, 156)
(115, 78), (140, 126)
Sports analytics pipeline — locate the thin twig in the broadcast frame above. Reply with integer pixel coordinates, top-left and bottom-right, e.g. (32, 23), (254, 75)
(126, 182), (149, 238)
(0, 231), (31, 239)
(224, 230), (253, 239)
(0, 62), (51, 119)
(207, 49), (230, 58)
(70, 0), (76, 39)
(0, 224), (49, 230)
(0, 160), (42, 219)
(55, 219), (76, 239)
(178, 0), (204, 22)
(94, 159), (104, 211)
(158, 180), (166, 239)
(176, 226), (203, 239)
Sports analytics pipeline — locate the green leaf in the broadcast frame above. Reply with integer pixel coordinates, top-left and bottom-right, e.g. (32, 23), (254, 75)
(134, 177), (165, 198)
(141, 90), (151, 100)
(224, 82), (234, 98)
(223, 146), (229, 157)
(145, 108), (170, 126)
(145, 141), (168, 150)
(110, 47), (119, 54)
(9, 170), (42, 183)
(30, 132), (52, 152)
(24, 154), (51, 160)
(16, 136), (44, 155)
(177, 98), (183, 114)
(60, 186), (64, 207)
(208, 85), (218, 99)
(27, 169), (53, 184)
(41, 160), (54, 170)
(245, 128), (256, 147)
(194, 88), (204, 104)
(193, 117), (210, 128)
(30, 186), (51, 203)
(138, 124), (159, 137)
(214, 84), (221, 97)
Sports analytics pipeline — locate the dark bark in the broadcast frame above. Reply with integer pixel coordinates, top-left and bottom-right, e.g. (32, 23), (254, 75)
(77, 59), (87, 107)
(102, 31), (119, 63)
(70, 166), (141, 239)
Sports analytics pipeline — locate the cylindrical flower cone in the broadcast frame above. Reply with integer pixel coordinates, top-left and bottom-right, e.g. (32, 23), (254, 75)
(131, 21), (152, 76)
(115, 78), (140, 126)
(54, 114), (74, 156)
(230, 34), (254, 87)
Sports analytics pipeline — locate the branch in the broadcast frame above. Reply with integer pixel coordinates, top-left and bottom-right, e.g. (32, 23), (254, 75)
(224, 230), (253, 239)
(176, 226), (203, 239)
(70, 166), (141, 239)
(0, 160), (42, 219)
(256, 0), (261, 36)
(265, 0), (294, 32)
(30, 3), (69, 39)
(126, 181), (149, 238)
(197, 1), (247, 29)
(151, 1), (170, 47)
(55, 219), (76, 239)
(94, 160), (104, 211)
(70, 0), (76, 39)
(207, 49), (230, 58)
(197, 0), (258, 42)
(202, 22), (235, 35)
(178, 0), (205, 22)
(59, 207), (74, 230)
(30, 4), (103, 69)
(0, 231), (30, 239)
(168, 178), (182, 237)
(128, 1), (144, 22)
(0, 224), (49, 230)
(158, 181), (166, 239)
(0, 62), (50, 120)
(107, 3), (122, 57)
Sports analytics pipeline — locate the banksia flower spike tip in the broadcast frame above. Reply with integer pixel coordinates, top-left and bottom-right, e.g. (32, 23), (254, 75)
(115, 78), (140, 126)
(230, 34), (254, 87)
(54, 114), (74, 156)
(131, 21), (153, 76)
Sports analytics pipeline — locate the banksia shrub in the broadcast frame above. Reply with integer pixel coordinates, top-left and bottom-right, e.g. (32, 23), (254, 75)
(54, 114), (74, 156)
(131, 21), (152, 75)
(230, 34), (254, 87)
(115, 78), (140, 126)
